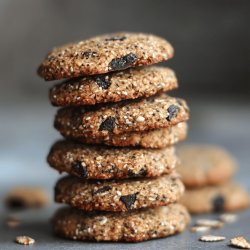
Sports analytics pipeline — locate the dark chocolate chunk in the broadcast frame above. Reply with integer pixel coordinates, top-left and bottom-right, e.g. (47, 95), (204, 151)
(6, 199), (26, 210)
(71, 161), (88, 178)
(109, 53), (137, 71)
(166, 104), (179, 121)
(93, 186), (112, 195)
(99, 116), (116, 132)
(95, 75), (111, 89)
(212, 195), (225, 212)
(120, 192), (138, 210)
(105, 36), (127, 41)
(81, 50), (97, 59)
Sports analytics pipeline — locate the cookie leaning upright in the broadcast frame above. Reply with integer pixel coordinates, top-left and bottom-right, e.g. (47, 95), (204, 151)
(38, 32), (174, 80)
(38, 32), (190, 242)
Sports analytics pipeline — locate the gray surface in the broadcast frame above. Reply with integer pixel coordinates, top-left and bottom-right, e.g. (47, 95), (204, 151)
(1, 99), (250, 249)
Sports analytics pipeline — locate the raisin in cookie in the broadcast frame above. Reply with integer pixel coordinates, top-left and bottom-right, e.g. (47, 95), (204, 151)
(54, 94), (189, 139)
(180, 182), (250, 214)
(38, 32), (174, 80)
(52, 203), (190, 242)
(55, 173), (184, 212)
(48, 140), (177, 179)
(176, 144), (236, 188)
(49, 66), (178, 106)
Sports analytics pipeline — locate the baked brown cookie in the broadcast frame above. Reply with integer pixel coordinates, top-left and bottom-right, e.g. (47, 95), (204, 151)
(37, 32), (174, 80)
(176, 144), (237, 188)
(72, 122), (188, 148)
(49, 66), (178, 106)
(48, 140), (177, 179)
(180, 182), (250, 214)
(55, 173), (184, 212)
(54, 94), (189, 139)
(5, 187), (48, 209)
(52, 204), (190, 242)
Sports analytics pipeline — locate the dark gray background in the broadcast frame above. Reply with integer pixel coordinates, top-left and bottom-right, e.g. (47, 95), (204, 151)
(0, 1), (250, 249)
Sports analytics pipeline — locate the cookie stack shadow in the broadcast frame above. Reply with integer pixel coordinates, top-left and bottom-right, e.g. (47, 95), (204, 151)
(38, 32), (190, 242)
(177, 144), (250, 214)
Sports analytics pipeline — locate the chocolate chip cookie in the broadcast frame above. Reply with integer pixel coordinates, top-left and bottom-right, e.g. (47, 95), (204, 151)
(54, 94), (189, 139)
(55, 173), (184, 212)
(38, 32), (174, 80)
(48, 140), (177, 179)
(52, 203), (190, 242)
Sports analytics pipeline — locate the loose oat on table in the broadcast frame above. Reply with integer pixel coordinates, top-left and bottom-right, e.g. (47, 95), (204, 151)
(52, 203), (190, 242)
(48, 140), (177, 179)
(176, 144), (237, 188)
(190, 226), (210, 233)
(6, 216), (20, 228)
(199, 235), (225, 242)
(5, 187), (48, 209)
(50, 66), (178, 106)
(195, 219), (224, 229)
(15, 236), (35, 245)
(230, 236), (250, 249)
(219, 213), (237, 223)
(54, 93), (189, 139)
(37, 32), (174, 80)
(54, 173), (184, 212)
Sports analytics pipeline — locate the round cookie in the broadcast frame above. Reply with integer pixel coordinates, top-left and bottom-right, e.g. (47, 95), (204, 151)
(54, 94), (189, 139)
(49, 66), (178, 106)
(37, 32), (174, 80)
(72, 122), (188, 148)
(55, 173), (184, 212)
(180, 182), (250, 214)
(176, 144), (236, 188)
(52, 204), (190, 242)
(48, 140), (177, 179)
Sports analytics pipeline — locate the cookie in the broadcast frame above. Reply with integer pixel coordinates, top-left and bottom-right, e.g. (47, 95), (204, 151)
(180, 182), (250, 214)
(70, 122), (188, 148)
(55, 173), (184, 212)
(48, 140), (177, 179)
(49, 66), (178, 106)
(37, 32), (174, 80)
(54, 94), (189, 139)
(5, 187), (48, 209)
(52, 203), (190, 242)
(176, 144), (237, 188)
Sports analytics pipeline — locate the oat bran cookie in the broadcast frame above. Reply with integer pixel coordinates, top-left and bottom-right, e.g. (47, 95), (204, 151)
(52, 203), (190, 242)
(49, 66), (178, 106)
(180, 182), (250, 214)
(54, 94), (189, 139)
(38, 32), (174, 80)
(72, 122), (188, 148)
(48, 140), (177, 179)
(176, 144), (237, 188)
(55, 173), (184, 212)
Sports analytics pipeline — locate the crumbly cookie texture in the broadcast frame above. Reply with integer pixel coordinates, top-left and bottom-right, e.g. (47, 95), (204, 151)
(55, 173), (184, 212)
(52, 203), (190, 242)
(5, 187), (48, 209)
(50, 66), (178, 106)
(48, 140), (177, 180)
(65, 122), (187, 148)
(54, 94), (189, 139)
(180, 182), (250, 214)
(176, 144), (236, 188)
(37, 32), (174, 80)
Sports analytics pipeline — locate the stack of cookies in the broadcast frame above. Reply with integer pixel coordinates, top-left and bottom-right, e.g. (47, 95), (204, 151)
(177, 144), (250, 214)
(38, 32), (190, 242)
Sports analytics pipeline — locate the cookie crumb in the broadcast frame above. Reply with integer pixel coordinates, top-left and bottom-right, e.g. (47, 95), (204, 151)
(219, 213), (237, 223)
(6, 216), (20, 228)
(230, 236), (250, 249)
(15, 236), (35, 245)
(199, 235), (225, 242)
(190, 226), (210, 233)
(196, 219), (224, 229)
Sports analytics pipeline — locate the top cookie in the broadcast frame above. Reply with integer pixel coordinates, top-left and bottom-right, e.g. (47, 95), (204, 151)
(49, 66), (178, 106)
(37, 32), (174, 80)
(176, 144), (237, 188)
